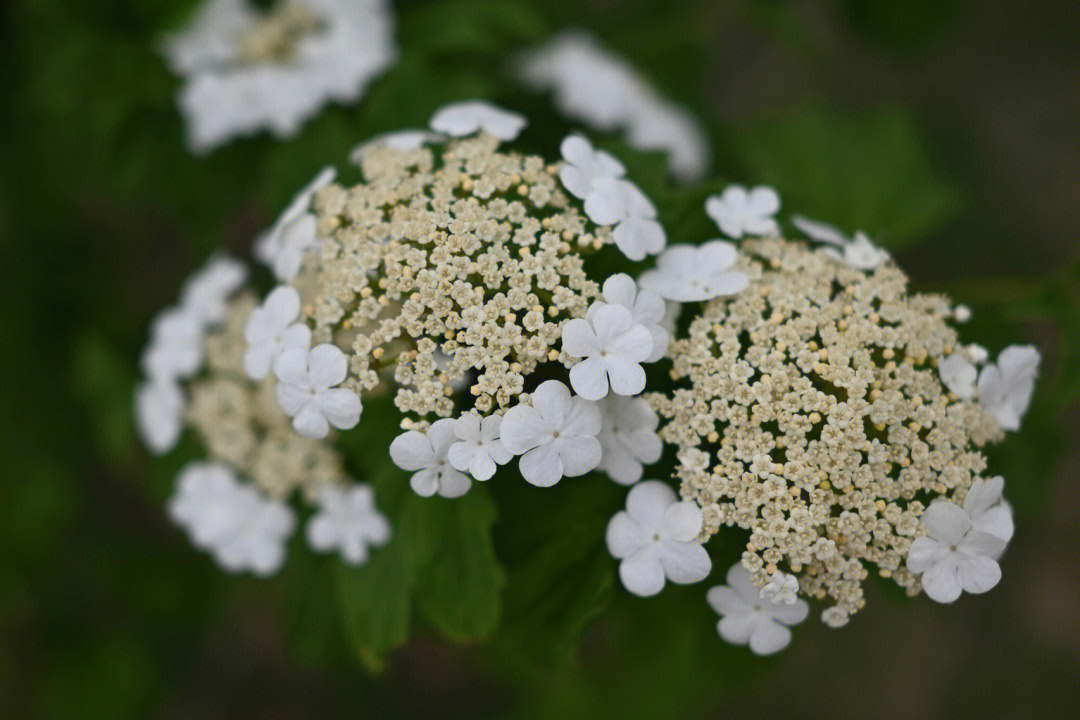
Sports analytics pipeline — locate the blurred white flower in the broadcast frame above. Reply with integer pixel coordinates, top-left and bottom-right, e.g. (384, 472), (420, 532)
(429, 100), (526, 141)
(349, 129), (443, 162)
(791, 215), (890, 271)
(563, 304), (653, 401)
(907, 500), (1007, 603)
(705, 185), (780, 239)
(135, 379), (186, 455)
(606, 480), (711, 596)
(141, 307), (205, 381)
(939, 353), (977, 400)
(162, 0), (397, 153)
(179, 255), (248, 325)
(306, 484), (390, 565)
(596, 395), (663, 486)
(390, 419), (471, 498)
(244, 285), (311, 379)
(977, 345), (1040, 431)
(625, 101), (710, 183)
(707, 563), (809, 655)
(640, 241), (749, 302)
(448, 414), (512, 481)
(500, 380), (602, 487)
(255, 167), (336, 282)
(588, 274), (668, 362)
(274, 343), (362, 438)
(168, 462), (296, 576)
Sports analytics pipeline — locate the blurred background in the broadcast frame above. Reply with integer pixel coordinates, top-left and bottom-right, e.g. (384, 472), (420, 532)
(1, 0), (1078, 717)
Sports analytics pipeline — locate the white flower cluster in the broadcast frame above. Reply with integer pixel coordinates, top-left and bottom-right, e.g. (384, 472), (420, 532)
(938, 345), (1041, 431)
(520, 31), (710, 181)
(161, 0), (396, 153)
(135, 261), (389, 575)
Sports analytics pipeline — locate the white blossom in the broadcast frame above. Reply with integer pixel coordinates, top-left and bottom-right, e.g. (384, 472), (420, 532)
(135, 378), (186, 454)
(624, 101), (709, 183)
(306, 484), (390, 565)
(179, 255), (247, 325)
(429, 100), (526, 141)
(161, 0), (397, 153)
(963, 476), (1014, 551)
(707, 563), (809, 655)
(907, 500), (1007, 603)
(760, 571), (800, 606)
(448, 414), (512, 481)
(605, 480), (711, 596)
(254, 167), (336, 282)
(168, 461), (295, 576)
(350, 129), (442, 162)
(977, 345), (1040, 431)
(939, 353), (977, 400)
(596, 395), (663, 486)
(562, 304), (653, 401)
(705, 185), (780, 239)
(389, 418), (471, 498)
(791, 215), (890, 270)
(141, 307), (205, 381)
(244, 285), (312, 379)
(274, 343), (362, 439)
(588, 274), (669, 363)
(500, 380), (602, 487)
(639, 241), (749, 302)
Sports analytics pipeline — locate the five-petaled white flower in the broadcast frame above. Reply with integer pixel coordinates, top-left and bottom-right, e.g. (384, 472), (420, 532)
(448, 414), (512, 481)
(141, 307), (206, 381)
(939, 353), (977, 400)
(907, 499), (1008, 603)
(274, 343), (362, 439)
(254, 167), (336, 282)
(244, 285), (312, 379)
(605, 480), (712, 596)
(306, 484), (391, 565)
(639, 241), (749, 302)
(429, 100), (526, 141)
(390, 418), (471, 498)
(760, 571), (800, 606)
(791, 215), (890, 271)
(500, 380), (602, 487)
(707, 563), (809, 655)
(179, 255), (248, 325)
(135, 378), (186, 455)
(705, 185), (781, 239)
(588, 274), (669, 362)
(562, 304), (653, 401)
(168, 461), (295, 576)
(596, 395), (663, 485)
(977, 345), (1040, 431)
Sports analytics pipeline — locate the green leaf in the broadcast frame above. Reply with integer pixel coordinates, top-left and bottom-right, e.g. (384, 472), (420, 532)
(402, 0), (550, 56)
(71, 330), (136, 463)
(733, 106), (960, 248)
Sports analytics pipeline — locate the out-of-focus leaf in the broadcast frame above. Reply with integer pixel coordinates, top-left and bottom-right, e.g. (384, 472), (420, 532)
(72, 331), (135, 463)
(843, 0), (961, 54)
(403, 0), (550, 56)
(733, 106), (961, 248)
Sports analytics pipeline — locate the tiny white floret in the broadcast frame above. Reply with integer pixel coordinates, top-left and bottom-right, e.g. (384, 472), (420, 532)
(760, 571), (800, 606)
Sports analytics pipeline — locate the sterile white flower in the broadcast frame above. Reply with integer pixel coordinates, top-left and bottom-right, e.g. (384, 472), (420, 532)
(977, 345), (1040, 431)
(610, 183), (666, 261)
(389, 418), (471, 498)
(349, 129), (442, 162)
(558, 134), (626, 199)
(963, 476), (1014, 548)
(429, 100), (526, 141)
(244, 285), (312, 379)
(562, 304), (653, 401)
(639, 241), (749, 302)
(596, 395), (663, 486)
(624, 101), (710, 182)
(939, 353), (977, 400)
(500, 380), (602, 487)
(274, 343), (362, 438)
(760, 571), (800, 606)
(162, 0), (397, 153)
(448, 414), (512, 481)
(705, 185), (780, 239)
(791, 215), (890, 271)
(179, 255), (248, 325)
(588, 274), (669, 362)
(141, 307), (205, 381)
(135, 378), (186, 454)
(707, 563), (809, 655)
(254, 167), (336, 281)
(168, 461), (296, 576)
(907, 500), (1007, 603)
(306, 484), (391, 565)
(605, 480), (711, 596)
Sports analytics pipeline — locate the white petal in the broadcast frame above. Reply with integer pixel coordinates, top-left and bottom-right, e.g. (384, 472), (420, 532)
(276, 381), (311, 417)
(519, 444), (564, 487)
(410, 469), (439, 497)
(436, 468), (471, 498)
(707, 585), (751, 617)
(426, 418), (459, 457)
(602, 274), (637, 309)
(562, 396), (602, 437)
(662, 501), (703, 542)
(604, 357), (647, 397)
(748, 618), (792, 655)
(606, 511), (646, 559)
(390, 431), (435, 471)
(920, 501), (971, 546)
(273, 347), (310, 387)
(907, 537), (948, 574)
(530, 380), (573, 425)
(499, 405), (550, 454)
(718, 612), (757, 645)
(447, 441), (478, 474)
(626, 480), (676, 531)
(920, 555), (963, 603)
(619, 546), (666, 596)
(307, 344), (348, 388)
(293, 404), (330, 439)
(316, 388), (361, 429)
(659, 540), (711, 584)
(569, 358), (610, 400)
(553, 435), (602, 476)
(562, 318), (600, 358)
(963, 477), (1004, 518)
(956, 553), (1001, 594)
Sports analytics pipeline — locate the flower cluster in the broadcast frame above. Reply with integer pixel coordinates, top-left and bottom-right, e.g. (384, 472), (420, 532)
(135, 261), (389, 574)
(651, 232), (1029, 633)
(252, 103), (675, 492)
(160, 0), (396, 153)
(519, 31), (710, 181)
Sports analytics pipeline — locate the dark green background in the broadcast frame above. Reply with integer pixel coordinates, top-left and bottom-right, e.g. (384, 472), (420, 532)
(2, 0), (1078, 718)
